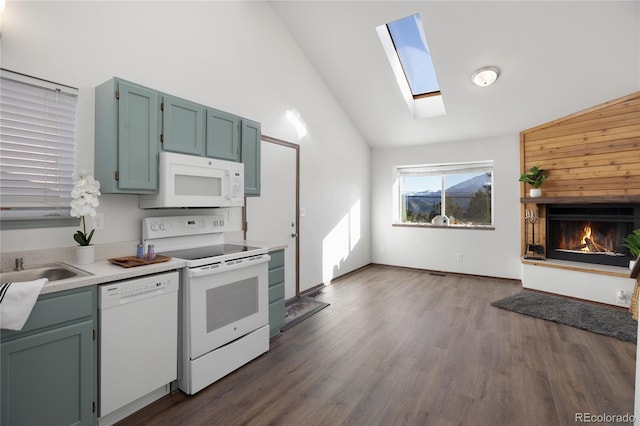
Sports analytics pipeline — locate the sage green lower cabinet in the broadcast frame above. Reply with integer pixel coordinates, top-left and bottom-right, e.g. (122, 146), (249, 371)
(241, 119), (261, 196)
(268, 249), (285, 337)
(0, 286), (97, 426)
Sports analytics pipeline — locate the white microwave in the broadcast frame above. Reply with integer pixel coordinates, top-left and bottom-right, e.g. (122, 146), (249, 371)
(139, 152), (244, 209)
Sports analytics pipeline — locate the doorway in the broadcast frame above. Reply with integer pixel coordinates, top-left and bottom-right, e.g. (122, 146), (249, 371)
(245, 135), (299, 298)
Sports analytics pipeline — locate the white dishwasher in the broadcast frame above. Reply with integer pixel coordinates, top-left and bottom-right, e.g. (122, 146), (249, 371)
(98, 271), (179, 426)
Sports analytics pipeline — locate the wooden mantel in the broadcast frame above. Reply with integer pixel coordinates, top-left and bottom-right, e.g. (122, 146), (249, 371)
(520, 195), (640, 204)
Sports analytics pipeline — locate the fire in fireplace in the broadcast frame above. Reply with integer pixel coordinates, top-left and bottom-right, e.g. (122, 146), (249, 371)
(546, 204), (640, 267)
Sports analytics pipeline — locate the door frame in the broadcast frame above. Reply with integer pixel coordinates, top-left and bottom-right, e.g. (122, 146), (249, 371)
(243, 134), (300, 296)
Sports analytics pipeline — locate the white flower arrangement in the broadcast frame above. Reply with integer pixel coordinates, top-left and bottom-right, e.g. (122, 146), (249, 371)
(69, 172), (101, 246)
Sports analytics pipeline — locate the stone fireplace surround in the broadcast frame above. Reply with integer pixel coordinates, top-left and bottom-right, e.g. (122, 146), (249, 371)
(519, 91), (640, 307)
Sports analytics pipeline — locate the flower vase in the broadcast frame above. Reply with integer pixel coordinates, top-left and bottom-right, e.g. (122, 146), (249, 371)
(76, 245), (95, 265)
(529, 188), (542, 198)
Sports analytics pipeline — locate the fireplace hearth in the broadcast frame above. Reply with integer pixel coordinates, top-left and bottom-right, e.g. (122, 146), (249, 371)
(546, 204), (640, 267)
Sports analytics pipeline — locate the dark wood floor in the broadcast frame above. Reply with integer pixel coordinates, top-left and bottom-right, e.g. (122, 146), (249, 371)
(118, 265), (636, 426)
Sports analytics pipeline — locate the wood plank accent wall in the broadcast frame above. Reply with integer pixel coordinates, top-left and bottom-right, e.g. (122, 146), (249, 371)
(519, 91), (640, 257)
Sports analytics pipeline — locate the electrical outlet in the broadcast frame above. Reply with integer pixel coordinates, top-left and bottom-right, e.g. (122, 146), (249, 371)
(617, 290), (627, 304)
(93, 213), (105, 231)
(456, 253), (463, 262)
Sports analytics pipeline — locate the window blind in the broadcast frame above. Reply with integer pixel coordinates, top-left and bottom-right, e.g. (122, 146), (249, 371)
(0, 69), (78, 220)
(397, 160), (494, 177)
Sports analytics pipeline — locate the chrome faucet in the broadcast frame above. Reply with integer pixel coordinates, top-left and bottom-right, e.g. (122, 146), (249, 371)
(15, 257), (24, 271)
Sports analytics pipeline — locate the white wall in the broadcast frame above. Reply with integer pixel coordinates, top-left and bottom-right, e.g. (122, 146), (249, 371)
(371, 135), (522, 280)
(0, 1), (371, 291)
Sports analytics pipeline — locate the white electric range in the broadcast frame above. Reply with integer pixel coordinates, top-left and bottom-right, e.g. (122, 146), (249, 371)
(142, 214), (270, 395)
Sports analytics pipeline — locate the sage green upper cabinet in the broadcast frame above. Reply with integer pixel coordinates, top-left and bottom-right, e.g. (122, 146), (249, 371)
(95, 78), (159, 194)
(241, 118), (261, 196)
(161, 95), (205, 156)
(206, 108), (240, 161)
(95, 77), (262, 195)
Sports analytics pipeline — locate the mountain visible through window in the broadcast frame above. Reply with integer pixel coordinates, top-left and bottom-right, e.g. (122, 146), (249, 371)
(395, 162), (494, 227)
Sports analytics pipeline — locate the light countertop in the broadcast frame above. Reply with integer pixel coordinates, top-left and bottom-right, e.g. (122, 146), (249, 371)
(6, 239), (287, 295)
(39, 257), (187, 294)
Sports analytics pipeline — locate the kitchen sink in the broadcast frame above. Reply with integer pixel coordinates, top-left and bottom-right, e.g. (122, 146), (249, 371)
(0, 263), (91, 283)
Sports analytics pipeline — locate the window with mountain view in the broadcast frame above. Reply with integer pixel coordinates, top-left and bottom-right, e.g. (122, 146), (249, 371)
(395, 161), (493, 227)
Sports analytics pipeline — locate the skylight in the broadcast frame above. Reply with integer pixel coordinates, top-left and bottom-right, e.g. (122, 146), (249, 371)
(386, 13), (440, 97)
(376, 13), (446, 118)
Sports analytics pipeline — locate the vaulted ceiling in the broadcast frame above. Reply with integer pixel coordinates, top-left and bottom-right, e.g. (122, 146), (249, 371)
(270, 1), (640, 148)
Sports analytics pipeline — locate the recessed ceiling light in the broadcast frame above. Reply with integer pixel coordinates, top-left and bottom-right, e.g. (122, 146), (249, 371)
(471, 66), (500, 87)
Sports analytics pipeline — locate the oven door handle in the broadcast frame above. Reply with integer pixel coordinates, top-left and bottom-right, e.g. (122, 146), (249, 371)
(188, 254), (271, 278)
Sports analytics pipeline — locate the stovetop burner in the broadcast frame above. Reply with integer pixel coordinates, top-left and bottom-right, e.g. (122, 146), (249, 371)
(160, 244), (261, 261)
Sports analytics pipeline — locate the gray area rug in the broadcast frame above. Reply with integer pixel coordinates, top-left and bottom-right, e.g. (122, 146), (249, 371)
(281, 296), (329, 332)
(491, 291), (637, 343)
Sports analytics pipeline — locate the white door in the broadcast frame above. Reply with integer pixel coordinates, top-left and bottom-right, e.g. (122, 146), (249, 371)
(246, 140), (298, 299)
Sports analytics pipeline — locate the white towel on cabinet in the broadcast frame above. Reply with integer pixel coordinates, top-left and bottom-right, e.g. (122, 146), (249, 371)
(0, 278), (48, 331)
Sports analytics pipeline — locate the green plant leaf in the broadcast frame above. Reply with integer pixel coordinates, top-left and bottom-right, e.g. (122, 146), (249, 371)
(85, 229), (95, 245)
(519, 164), (547, 188)
(74, 230), (89, 246)
(624, 229), (640, 259)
